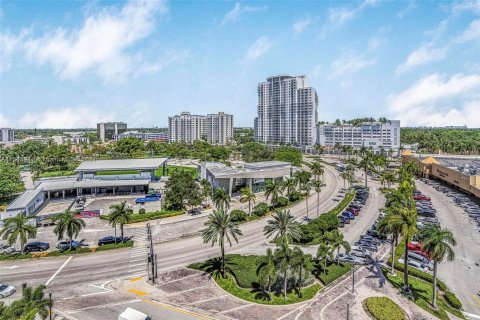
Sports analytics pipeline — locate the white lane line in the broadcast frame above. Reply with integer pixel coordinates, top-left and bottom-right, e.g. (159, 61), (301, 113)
(129, 267), (146, 273)
(130, 253), (147, 257)
(81, 291), (111, 297)
(464, 312), (480, 320)
(130, 263), (146, 268)
(45, 256), (73, 286)
(129, 259), (145, 263)
(129, 272), (147, 278)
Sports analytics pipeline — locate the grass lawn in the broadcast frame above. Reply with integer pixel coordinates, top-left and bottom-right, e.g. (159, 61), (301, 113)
(315, 262), (353, 285)
(38, 170), (76, 178)
(154, 165), (198, 179)
(384, 270), (465, 320)
(364, 296), (406, 320)
(189, 254), (322, 305)
(100, 210), (182, 223)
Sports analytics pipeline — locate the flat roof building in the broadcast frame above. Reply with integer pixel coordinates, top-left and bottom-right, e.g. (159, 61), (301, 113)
(97, 122), (127, 142)
(0, 128), (15, 143)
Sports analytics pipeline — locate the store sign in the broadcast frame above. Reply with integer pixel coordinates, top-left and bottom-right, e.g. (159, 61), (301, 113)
(254, 178), (265, 183)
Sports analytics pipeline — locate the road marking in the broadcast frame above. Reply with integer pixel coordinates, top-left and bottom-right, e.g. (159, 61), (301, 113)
(128, 289), (147, 296)
(45, 256), (73, 286)
(464, 311), (480, 319)
(2, 266), (19, 269)
(129, 259), (144, 263)
(141, 298), (214, 320)
(68, 299), (141, 313)
(129, 267), (146, 273)
(129, 272), (147, 278)
(80, 291), (110, 297)
(130, 277), (143, 282)
(130, 253), (147, 258)
(472, 294), (480, 306)
(130, 262), (146, 268)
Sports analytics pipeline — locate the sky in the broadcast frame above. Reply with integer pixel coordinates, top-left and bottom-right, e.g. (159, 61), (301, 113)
(0, 0), (479, 129)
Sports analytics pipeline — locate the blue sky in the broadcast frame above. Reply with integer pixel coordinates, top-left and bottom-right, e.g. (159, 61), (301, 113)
(0, 0), (479, 128)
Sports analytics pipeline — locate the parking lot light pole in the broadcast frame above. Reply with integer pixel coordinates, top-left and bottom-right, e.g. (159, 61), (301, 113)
(352, 267), (355, 294)
(49, 290), (52, 320)
(346, 303), (349, 320)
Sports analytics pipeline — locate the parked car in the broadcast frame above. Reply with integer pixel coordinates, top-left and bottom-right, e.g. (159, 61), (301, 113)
(118, 307), (151, 320)
(350, 246), (371, 259)
(398, 258), (430, 273)
(360, 235), (382, 245)
(145, 193), (161, 198)
(408, 241), (422, 251)
(335, 253), (365, 265)
(0, 244), (15, 254)
(354, 241), (378, 252)
(23, 242), (50, 253)
(342, 211), (355, 220)
(98, 236), (132, 246)
(135, 196), (160, 204)
(408, 251), (433, 270)
(187, 208), (202, 215)
(339, 216), (350, 224)
(366, 229), (386, 239)
(56, 239), (86, 251)
(0, 284), (16, 298)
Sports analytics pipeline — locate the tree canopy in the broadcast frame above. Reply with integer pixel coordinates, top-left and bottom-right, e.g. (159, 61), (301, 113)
(164, 171), (202, 210)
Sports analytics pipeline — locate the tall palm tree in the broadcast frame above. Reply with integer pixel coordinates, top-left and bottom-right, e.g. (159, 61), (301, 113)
(421, 226), (456, 308)
(274, 240), (294, 299)
(53, 210), (86, 250)
(263, 210), (301, 244)
(395, 196), (417, 292)
(108, 201), (133, 240)
(202, 210), (243, 278)
(281, 177), (297, 204)
(325, 230), (350, 265)
(316, 242), (333, 275)
(0, 214), (37, 252)
(307, 161), (324, 181)
(312, 180), (326, 218)
(300, 182), (312, 220)
(256, 248), (277, 300)
(265, 180), (281, 207)
(292, 247), (311, 297)
(8, 284), (52, 320)
(212, 188), (231, 211)
(377, 209), (404, 274)
(293, 170), (311, 188)
(358, 151), (375, 187)
(239, 187), (256, 216)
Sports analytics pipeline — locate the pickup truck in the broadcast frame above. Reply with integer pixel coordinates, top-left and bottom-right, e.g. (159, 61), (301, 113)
(135, 194), (161, 204)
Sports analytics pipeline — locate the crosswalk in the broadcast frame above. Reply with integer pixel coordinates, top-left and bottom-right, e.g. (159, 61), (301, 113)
(128, 227), (149, 277)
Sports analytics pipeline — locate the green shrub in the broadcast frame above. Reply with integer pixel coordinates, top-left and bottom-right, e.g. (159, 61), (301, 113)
(289, 191), (302, 203)
(275, 196), (289, 208)
(253, 203), (269, 217)
(96, 240), (134, 251)
(230, 210), (247, 222)
(138, 208), (146, 215)
(365, 297), (405, 320)
(392, 260), (447, 291)
(297, 213), (340, 244)
(444, 291), (462, 309)
(101, 210), (182, 223)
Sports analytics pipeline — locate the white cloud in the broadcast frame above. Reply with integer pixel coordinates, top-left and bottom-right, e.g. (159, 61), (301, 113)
(388, 73), (480, 127)
(0, 30), (29, 72)
(329, 0), (379, 26)
(396, 45), (447, 74)
(0, 114), (12, 127)
(2, 0), (172, 82)
(136, 49), (190, 75)
(397, 0), (417, 18)
(220, 2), (266, 27)
(310, 65), (322, 81)
(292, 17), (312, 34)
(457, 19), (480, 42)
(451, 0), (480, 14)
(19, 107), (118, 129)
(329, 52), (376, 79)
(244, 37), (272, 61)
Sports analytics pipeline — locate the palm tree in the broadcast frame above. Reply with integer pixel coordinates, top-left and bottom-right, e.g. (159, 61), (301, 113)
(0, 214), (37, 252)
(8, 284), (52, 320)
(108, 201), (133, 240)
(274, 240), (294, 299)
(293, 170), (311, 188)
(292, 247), (311, 297)
(240, 187), (256, 216)
(421, 226), (456, 308)
(358, 151), (375, 187)
(265, 180), (281, 207)
(325, 230), (350, 265)
(300, 182), (312, 220)
(316, 242), (333, 275)
(263, 210), (301, 244)
(307, 160), (324, 181)
(202, 210), (243, 278)
(377, 209), (404, 274)
(53, 210), (86, 250)
(312, 180), (326, 218)
(212, 188), (231, 211)
(281, 177), (297, 204)
(256, 248), (277, 300)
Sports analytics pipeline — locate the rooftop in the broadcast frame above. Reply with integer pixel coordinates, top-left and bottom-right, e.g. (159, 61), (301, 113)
(7, 189), (43, 211)
(206, 161), (292, 178)
(409, 154), (480, 176)
(75, 158), (167, 172)
(38, 178), (151, 192)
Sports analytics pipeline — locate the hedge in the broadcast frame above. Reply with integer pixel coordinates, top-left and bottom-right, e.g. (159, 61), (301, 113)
(230, 209), (248, 222)
(101, 210), (182, 223)
(365, 297), (406, 320)
(391, 260), (447, 291)
(445, 290), (463, 309)
(96, 240), (134, 251)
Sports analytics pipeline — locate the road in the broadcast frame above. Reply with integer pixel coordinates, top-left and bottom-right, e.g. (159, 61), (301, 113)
(416, 180), (480, 316)
(0, 164), (346, 318)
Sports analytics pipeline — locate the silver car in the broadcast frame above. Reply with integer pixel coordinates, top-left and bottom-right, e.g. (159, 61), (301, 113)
(0, 244), (15, 254)
(0, 284), (16, 298)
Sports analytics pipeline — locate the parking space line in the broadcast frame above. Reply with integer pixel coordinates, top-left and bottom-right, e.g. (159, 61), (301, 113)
(45, 256), (73, 286)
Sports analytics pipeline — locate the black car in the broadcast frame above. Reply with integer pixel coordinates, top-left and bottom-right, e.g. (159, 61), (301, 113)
(24, 242), (50, 253)
(98, 236), (132, 246)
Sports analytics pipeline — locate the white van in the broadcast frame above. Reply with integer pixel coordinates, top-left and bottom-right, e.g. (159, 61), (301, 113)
(118, 307), (152, 320)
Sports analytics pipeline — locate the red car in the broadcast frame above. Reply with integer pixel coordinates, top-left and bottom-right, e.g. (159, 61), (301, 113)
(348, 208), (360, 216)
(408, 241), (422, 251)
(414, 195), (431, 201)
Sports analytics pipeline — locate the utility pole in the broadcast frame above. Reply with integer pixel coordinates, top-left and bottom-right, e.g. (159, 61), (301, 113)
(351, 266), (355, 294)
(147, 223), (157, 284)
(49, 290), (52, 320)
(346, 303), (349, 320)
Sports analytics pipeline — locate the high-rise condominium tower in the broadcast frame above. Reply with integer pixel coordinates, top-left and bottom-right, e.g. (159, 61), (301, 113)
(255, 75), (318, 147)
(168, 112), (233, 145)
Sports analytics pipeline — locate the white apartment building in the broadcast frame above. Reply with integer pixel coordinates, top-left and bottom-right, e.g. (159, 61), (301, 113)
(168, 112), (233, 145)
(255, 75), (318, 147)
(52, 135), (90, 145)
(317, 120), (401, 154)
(0, 128), (15, 143)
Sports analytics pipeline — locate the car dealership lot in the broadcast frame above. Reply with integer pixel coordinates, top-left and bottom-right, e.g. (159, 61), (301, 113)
(416, 180), (480, 316)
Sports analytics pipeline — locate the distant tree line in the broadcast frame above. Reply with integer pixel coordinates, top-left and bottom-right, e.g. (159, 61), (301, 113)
(401, 128), (480, 154)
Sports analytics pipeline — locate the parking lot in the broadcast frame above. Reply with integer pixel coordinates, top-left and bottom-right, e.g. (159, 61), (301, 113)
(416, 179), (480, 316)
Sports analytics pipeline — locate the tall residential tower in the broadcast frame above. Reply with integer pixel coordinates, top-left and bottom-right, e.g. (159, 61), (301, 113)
(255, 75), (318, 147)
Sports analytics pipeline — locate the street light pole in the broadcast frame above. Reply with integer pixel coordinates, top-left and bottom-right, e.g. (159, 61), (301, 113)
(49, 290), (52, 320)
(346, 303), (349, 320)
(352, 267), (355, 293)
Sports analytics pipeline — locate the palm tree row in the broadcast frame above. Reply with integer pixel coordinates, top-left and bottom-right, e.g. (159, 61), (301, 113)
(0, 284), (52, 320)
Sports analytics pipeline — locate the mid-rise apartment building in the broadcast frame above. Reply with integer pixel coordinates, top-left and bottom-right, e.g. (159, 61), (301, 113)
(114, 131), (168, 142)
(317, 120), (401, 154)
(0, 128), (15, 143)
(168, 112), (233, 145)
(255, 75), (318, 147)
(97, 122), (127, 142)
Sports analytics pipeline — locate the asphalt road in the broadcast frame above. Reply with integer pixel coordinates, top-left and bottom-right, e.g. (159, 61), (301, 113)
(0, 164), (344, 319)
(416, 180), (480, 316)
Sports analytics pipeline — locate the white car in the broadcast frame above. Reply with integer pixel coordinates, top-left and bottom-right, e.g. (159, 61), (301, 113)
(349, 246), (372, 259)
(118, 307), (151, 320)
(0, 244), (15, 254)
(335, 253), (367, 265)
(0, 284), (16, 298)
(398, 258), (430, 273)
